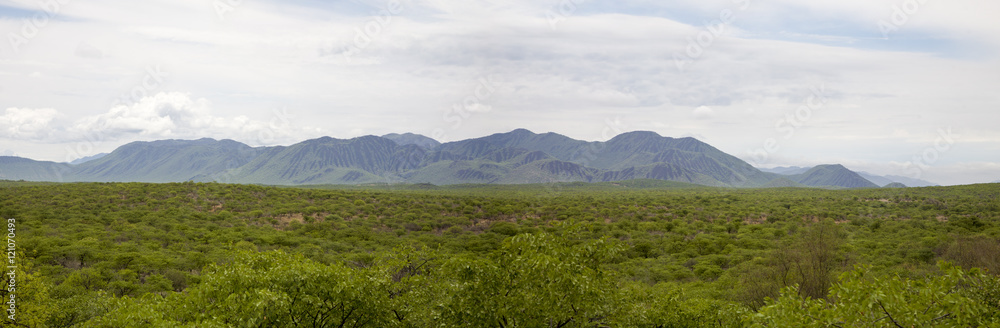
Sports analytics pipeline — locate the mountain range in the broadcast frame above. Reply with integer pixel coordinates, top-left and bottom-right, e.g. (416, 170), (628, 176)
(0, 129), (913, 189)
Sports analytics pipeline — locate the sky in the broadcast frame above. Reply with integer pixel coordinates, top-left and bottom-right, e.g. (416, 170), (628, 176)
(0, 0), (998, 185)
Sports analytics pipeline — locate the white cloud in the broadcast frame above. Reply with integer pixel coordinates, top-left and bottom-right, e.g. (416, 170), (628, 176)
(0, 107), (61, 141)
(0, 93), (324, 160)
(693, 106), (715, 119)
(71, 92), (209, 138)
(67, 92), (324, 146)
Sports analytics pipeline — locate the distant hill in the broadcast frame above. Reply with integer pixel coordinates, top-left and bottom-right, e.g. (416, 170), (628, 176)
(880, 175), (938, 187)
(71, 138), (264, 183)
(68, 153), (108, 165)
(0, 130), (887, 188)
(858, 171), (938, 187)
(786, 164), (879, 189)
(764, 166), (938, 188)
(0, 156), (72, 181)
(856, 172), (893, 187)
(883, 182), (908, 188)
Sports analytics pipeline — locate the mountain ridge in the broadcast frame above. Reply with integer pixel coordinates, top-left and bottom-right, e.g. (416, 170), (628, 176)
(0, 130), (897, 189)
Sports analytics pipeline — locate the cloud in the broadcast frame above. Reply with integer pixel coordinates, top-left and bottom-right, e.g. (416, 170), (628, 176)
(74, 42), (106, 59)
(464, 103), (492, 113)
(67, 92), (323, 146)
(0, 107), (62, 141)
(71, 92), (211, 138)
(693, 106), (715, 119)
(0, 93), (324, 153)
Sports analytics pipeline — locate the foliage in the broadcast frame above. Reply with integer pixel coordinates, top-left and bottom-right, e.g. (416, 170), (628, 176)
(0, 181), (997, 327)
(438, 232), (622, 327)
(751, 262), (1000, 327)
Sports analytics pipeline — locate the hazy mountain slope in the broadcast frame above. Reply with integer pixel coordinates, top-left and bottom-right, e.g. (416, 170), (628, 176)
(70, 139), (262, 183)
(881, 175), (938, 187)
(857, 172), (895, 187)
(857, 171), (938, 187)
(789, 164), (879, 188)
(0, 156), (73, 181)
(69, 153), (109, 165)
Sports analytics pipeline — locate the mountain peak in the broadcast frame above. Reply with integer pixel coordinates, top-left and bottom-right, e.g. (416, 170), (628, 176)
(883, 182), (908, 188)
(382, 133), (441, 150)
(793, 164), (878, 188)
(612, 131), (663, 139)
(508, 128), (536, 135)
(815, 164), (847, 170)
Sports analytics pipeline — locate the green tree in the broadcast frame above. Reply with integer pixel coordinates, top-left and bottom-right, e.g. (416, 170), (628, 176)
(439, 232), (622, 327)
(751, 262), (1000, 327)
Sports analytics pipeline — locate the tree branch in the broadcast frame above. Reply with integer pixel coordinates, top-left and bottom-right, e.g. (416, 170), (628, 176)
(877, 300), (904, 328)
(932, 313), (952, 322)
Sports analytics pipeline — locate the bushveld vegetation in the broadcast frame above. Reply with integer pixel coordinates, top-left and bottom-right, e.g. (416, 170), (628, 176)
(2, 180), (999, 327)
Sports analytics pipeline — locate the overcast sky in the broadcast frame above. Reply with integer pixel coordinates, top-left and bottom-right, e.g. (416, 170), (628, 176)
(1, 0), (998, 185)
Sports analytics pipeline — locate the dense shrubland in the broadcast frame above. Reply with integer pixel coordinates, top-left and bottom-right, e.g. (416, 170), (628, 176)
(1, 181), (998, 327)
